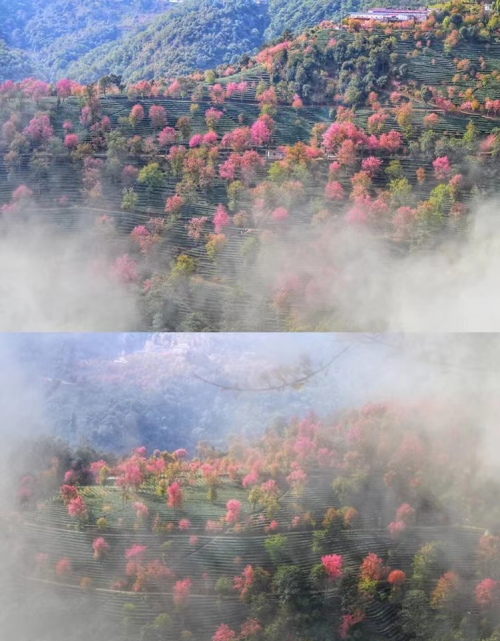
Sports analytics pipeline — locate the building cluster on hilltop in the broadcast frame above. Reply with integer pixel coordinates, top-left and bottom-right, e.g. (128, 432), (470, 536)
(348, 7), (430, 22)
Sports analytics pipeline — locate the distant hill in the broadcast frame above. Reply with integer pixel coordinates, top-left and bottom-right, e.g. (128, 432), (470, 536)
(0, 38), (35, 82)
(64, 0), (269, 84)
(0, 0), (177, 81)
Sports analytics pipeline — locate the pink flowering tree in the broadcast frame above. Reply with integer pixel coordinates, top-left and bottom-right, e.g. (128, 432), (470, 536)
(67, 496), (88, 523)
(158, 126), (177, 146)
(122, 165), (139, 187)
(339, 612), (364, 639)
(213, 204), (230, 233)
(433, 156), (452, 180)
(359, 553), (384, 596)
(12, 185), (34, 203)
(379, 130), (403, 153)
(272, 206), (288, 223)
(476, 578), (499, 608)
(133, 501), (149, 521)
(187, 216), (208, 241)
(219, 154), (241, 181)
(321, 554), (343, 579)
(189, 133), (203, 148)
(240, 618), (262, 638)
(55, 557), (72, 576)
(361, 156), (382, 177)
(56, 79), (73, 100)
(130, 104), (145, 126)
(325, 181), (345, 201)
(205, 107), (223, 130)
(60, 484), (78, 504)
(112, 255), (139, 284)
(240, 150), (264, 184)
(165, 194), (185, 218)
(80, 106), (92, 127)
(225, 499), (241, 524)
(173, 578), (192, 608)
(23, 115), (54, 145)
(250, 118), (272, 146)
(213, 623), (236, 641)
(64, 133), (78, 149)
(125, 544), (147, 561)
(209, 84), (226, 104)
(92, 537), (110, 560)
(167, 481), (183, 509)
(149, 105), (167, 129)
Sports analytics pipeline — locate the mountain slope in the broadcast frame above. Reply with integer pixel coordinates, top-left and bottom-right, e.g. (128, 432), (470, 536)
(0, 38), (34, 82)
(64, 0), (269, 84)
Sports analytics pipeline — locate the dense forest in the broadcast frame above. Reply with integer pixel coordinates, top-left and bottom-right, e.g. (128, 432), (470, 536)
(64, 0), (269, 84)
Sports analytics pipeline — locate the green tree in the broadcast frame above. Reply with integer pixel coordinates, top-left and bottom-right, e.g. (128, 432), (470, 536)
(121, 187), (138, 211)
(138, 162), (164, 195)
(401, 590), (434, 641)
(264, 534), (289, 566)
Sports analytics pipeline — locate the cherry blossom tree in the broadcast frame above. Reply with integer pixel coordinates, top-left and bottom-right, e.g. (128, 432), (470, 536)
(173, 578), (192, 608)
(23, 115), (54, 144)
(55, 557), (71, 575)
(130, 104), (145, 126)
(325, 181), (345, 201)
(158, 126), (177, 146)
(272, 207), (289, 222)
(56, 79), (73, 100)
(225, 499), (241, 523)
(361, 156), (382, 177)
(149, 105), (167, 129)
(475, 578), (499, 608)
(339, 612), (364, 639)
(205, 107), (223, 130)
(189, 134), (203, 148)
(67, 496), (88, 521)
(64, 134), (78, 149)
(250, 118), (272, 146)
(187, 216), (208, 241)
(433, 156), (452, 180)
(321, 554), (343, 579)
(165, 194), (185, 217)
(213, 204), (230, 233)
(213, 623), (236, 641)
(92, 537), (110, 560)
(167, 481), (183, 509)
(379, 130), (403, 153)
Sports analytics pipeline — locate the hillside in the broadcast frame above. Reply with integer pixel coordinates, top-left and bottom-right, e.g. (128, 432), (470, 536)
(0, 0), (436, 85)
(0, 0), (177, 82)
(64, 0), (269, 84)
(2, 0), (500, 331)
(3, 401), (500, 641)
(0, 38), (35, 83)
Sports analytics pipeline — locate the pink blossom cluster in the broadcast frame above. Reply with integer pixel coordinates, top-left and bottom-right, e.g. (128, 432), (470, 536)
(225, 499), (242, 524)
(321, 554), (343, 579)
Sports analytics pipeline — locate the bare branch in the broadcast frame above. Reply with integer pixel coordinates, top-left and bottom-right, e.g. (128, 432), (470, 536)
(191, 341), (355, 392)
